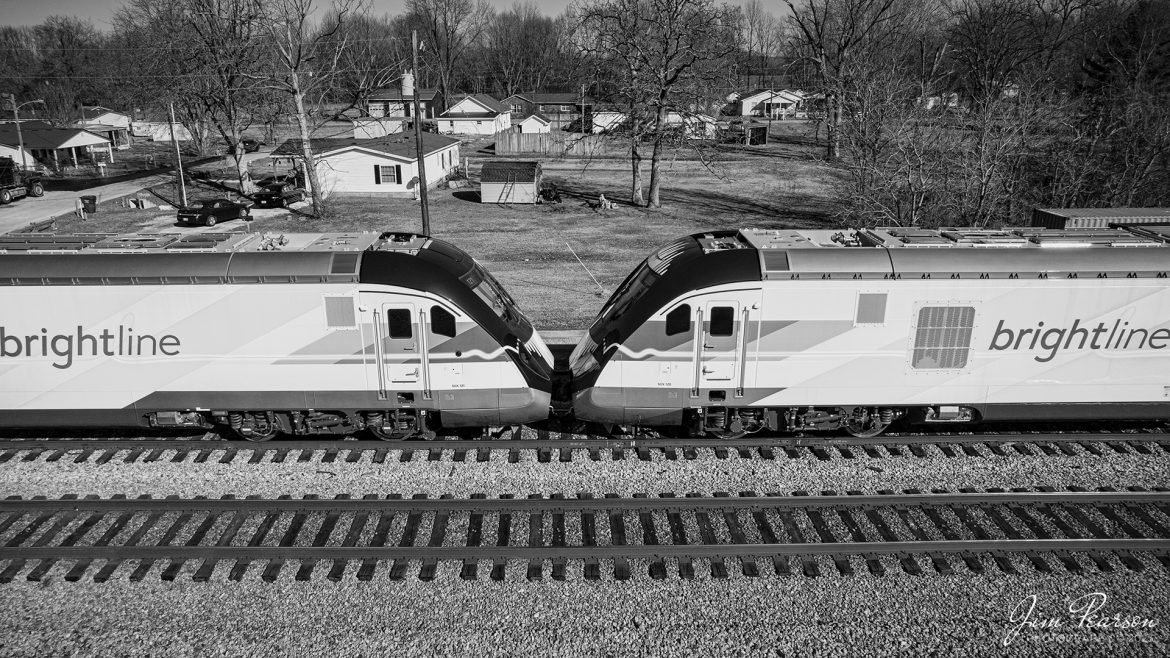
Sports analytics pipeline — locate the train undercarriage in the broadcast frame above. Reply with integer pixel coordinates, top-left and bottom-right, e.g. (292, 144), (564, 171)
(150, 408), (438, 441)
(688, 405), (978, 439)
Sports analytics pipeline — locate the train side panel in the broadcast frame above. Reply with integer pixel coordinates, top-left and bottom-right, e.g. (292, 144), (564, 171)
(0, 282), (542, 427)
(578, 278), (1170, 424)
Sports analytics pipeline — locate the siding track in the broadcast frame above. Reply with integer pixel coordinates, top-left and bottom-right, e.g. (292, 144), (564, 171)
(2, 489), (1168, 582)
(2, 431), (1168, 464)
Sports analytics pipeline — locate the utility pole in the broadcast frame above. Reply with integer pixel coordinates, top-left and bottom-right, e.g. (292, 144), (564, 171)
(168, 102), (188, 208)
(411, 30), (431, 236)
(5, 94), (31, 172)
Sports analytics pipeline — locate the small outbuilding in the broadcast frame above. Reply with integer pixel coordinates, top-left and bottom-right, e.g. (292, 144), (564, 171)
(516, 114), (551, 134)
(480, 160), (541, 204)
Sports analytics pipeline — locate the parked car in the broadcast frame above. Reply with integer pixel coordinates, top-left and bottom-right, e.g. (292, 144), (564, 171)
(253, 183), (307, 208)
(176, 198), (252, 227)
(228, 139), (264, 155)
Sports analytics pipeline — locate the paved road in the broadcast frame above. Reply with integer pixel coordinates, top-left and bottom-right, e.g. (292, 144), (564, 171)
(0, 173), (176, 234)
(0, 152), (273, 235)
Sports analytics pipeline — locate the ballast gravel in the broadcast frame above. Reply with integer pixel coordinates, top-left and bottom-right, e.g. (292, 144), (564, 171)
(0, 565), (1167, 657)
(2, 442), (1168, 656)
(1, 445), (1168, 499)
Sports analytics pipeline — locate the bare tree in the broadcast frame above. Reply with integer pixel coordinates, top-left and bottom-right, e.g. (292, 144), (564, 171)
(576, 0), (737, 207)
(406, 0), (494, 105)
(484, 3), (563, 97)
(257, 0), (400, 215)
(783, 0), (909, 160)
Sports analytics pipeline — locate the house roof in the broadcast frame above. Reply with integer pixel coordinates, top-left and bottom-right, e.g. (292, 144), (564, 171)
(480, 160), (540, 183)
(444, 94), (508, 116)
(0, 122), (111, 150)
(74, 123), (129, 133)
(270, 133), (460, 161)
(367, 88), (440, 102)
(506, 93), (595, 105)
(80, 106), (129, 120)
(740, 89), (802, 104)
(519, 113), (550, 125)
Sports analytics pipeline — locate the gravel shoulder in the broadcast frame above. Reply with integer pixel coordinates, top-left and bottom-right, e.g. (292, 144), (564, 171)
(2, 444), (1166, 500)
(1, 569), (1167, 657)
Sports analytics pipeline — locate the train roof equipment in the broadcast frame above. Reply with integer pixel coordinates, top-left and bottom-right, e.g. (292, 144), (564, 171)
(691, 227), (1170, 280)
(1031, 207), (1170, 229)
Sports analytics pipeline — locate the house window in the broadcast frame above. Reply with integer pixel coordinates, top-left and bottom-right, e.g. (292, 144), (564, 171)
(511, 104), (523, 113)
(560, 105), (572, 112)
(476, 121), (482, 126)
(374, 164), (401, 185)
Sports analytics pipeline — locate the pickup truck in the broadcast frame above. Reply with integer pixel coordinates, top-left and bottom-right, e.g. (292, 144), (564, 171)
(0, 156), (45, 204)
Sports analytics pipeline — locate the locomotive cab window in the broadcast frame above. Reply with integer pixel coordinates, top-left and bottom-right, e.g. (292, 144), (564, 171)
(710, 306), (735, 337)
(665, 304), (691, 336)
(430, 306), (456, 337)
(386, 309), (413, 339)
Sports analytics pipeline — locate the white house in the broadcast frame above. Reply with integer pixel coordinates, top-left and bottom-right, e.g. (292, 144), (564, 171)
(591, 111), (629, 133)
(271, 133), (461, 198)
(79, 106), (132, 130)
(438, 94), (511, 135)
(366, 73), (442, 120)
(0, 143), (37, 168)
(132, 121), (193, 142)
(736, 89), (805, 118)
(0, 121), (114, 168)
(516, 114), (551, 134)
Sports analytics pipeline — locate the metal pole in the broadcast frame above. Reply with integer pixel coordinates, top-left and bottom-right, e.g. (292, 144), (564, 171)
(168, 102), (187, 208)
(7, 95), (27, 172)
(412, 29), (431, 236)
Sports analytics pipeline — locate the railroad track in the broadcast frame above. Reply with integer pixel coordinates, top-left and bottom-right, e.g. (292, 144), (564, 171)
(2, 488), (1168, 583)
(2, 431), (1168, 465)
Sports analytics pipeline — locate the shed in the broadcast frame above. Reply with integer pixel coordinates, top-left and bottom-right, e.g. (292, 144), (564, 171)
(516, 114), (551, 134)
(480, 160), (541, 204)
(1031, 208), (1170, 229)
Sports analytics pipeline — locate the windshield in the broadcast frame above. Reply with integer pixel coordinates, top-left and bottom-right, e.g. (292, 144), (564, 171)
(461, 260), (525, 330)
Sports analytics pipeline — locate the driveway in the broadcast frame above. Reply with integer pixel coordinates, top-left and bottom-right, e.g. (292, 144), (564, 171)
(0, 173), (175, 234)
(0, 152), (273, 234)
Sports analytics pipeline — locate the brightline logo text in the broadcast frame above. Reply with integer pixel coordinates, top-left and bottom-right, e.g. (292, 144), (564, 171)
(989, 319), (1170, 362)
(1, 326), (181, 369)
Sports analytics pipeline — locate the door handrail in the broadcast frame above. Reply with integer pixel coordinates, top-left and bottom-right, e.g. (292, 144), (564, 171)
(372, 310), (387, 400)
(691, 307), (704, 397)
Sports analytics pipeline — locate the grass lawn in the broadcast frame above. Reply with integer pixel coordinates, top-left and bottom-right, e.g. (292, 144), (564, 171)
(50, 126), (843, 331)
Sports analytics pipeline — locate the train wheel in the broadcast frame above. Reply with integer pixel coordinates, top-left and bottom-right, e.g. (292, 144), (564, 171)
(236, 425), (278, 441)
(841, 407), (890, 438)
(231, 411), (280, 441)
(369, 426), (411, 441)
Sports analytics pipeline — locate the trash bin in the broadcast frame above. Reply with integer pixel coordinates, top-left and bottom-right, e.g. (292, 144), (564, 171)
(80, 195), (98, 214)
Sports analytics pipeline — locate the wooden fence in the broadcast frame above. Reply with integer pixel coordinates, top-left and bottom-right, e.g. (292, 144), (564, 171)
(493, 130), (608, 157)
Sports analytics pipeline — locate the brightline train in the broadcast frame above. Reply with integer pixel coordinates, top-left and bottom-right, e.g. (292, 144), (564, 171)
(4, 225), (1170, 440)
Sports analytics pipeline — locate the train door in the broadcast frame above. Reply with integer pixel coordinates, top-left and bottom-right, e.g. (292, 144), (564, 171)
(363, 296), (433, 399)
(697, 300), (741, 388)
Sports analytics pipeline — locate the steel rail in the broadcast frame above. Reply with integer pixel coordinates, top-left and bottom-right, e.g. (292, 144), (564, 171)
(3, 539), (1168, 562)
(1, 432), (1167, 452)
(2, 491), (1167, 513)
